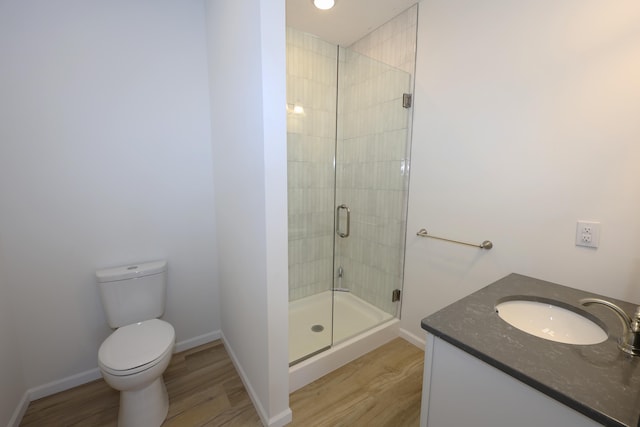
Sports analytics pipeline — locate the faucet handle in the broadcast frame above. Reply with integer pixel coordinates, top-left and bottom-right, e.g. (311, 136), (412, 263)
(631, 307), (640, 333)
(580, 298), (640, 357)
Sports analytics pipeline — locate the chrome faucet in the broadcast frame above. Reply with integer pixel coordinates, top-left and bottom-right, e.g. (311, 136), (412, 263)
(580, 298), (640, 356)
(333, 266), (350, 293)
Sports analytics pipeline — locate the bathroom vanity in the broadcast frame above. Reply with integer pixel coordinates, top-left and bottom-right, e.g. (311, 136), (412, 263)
(420, 274), (640, 427)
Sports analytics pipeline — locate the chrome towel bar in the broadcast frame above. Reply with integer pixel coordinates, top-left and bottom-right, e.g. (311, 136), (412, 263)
(416, 228), (493, 250)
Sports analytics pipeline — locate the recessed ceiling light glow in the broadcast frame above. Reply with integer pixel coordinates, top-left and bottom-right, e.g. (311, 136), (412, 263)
(313, 0), (335, 10)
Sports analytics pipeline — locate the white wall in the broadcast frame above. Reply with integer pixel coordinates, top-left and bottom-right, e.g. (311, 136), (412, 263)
(206, 1), (290, 426)
(402, 0), (640, 341)
(0, 261), (25, 426)
(0, 0), (220, 392)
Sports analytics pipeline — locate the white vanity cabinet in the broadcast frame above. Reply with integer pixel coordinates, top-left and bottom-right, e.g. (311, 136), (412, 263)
(419, 334), (603, 427)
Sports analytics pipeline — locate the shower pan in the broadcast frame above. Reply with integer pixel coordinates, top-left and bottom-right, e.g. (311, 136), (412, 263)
(286, 6), (417, 365)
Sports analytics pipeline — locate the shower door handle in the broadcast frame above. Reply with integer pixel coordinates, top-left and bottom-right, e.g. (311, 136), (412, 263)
(336, 204), (350, 238)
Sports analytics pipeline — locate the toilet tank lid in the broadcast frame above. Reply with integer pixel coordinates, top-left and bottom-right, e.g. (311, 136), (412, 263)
(96, 260), (167, 283)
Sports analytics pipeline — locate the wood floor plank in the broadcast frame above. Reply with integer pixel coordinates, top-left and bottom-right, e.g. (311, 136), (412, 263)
(203, 399), (263, 427)
(20, 341), (259, 427)
(288, 338), (424, 427)
(20, 379), (119, 426)
(20, 337), (423, 427)
(164, 391), (231, 426)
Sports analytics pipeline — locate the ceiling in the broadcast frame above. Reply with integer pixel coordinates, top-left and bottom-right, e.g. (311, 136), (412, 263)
(286, 0), (419, 46)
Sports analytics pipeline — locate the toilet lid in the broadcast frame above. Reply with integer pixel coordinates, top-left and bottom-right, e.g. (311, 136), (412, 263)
(99, 319), (175, 373)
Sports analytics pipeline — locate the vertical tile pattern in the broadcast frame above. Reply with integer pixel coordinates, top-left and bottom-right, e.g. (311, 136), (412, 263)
(286, 5), (418, 314)
(335, 6), (418, 315)
(286, 28), (338, 301)
(348, 5), (418, 75)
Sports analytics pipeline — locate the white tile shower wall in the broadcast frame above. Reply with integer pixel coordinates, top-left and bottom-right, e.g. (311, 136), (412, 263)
(349, 6), (418, 75)
(287, 28), (338, 301)
(334, 6), (417, 315)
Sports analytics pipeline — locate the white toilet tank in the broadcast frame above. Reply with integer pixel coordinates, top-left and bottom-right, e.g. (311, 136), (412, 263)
(97, 260), (168, 328)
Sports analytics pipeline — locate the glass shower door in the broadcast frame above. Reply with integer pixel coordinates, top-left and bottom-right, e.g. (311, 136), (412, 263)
(286, 14), (417, 364)
(286, 29), (338, 364)
(331, 46), (413, 344)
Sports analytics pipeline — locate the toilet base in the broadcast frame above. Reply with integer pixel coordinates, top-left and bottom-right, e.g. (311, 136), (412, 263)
(118, 375), (169, 427)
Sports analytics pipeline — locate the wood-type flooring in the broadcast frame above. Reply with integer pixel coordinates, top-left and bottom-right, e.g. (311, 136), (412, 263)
(20, 337), (423, 426)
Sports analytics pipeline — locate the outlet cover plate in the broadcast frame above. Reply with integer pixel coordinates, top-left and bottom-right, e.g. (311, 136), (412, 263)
(576, 220), (600, 248)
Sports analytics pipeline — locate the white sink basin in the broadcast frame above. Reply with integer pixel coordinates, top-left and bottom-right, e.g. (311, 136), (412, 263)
(495, 299), (608, 345)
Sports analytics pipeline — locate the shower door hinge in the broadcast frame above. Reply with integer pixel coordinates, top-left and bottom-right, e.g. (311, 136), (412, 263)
(392, 289), (401, 302)
(402, 93), (412, 109)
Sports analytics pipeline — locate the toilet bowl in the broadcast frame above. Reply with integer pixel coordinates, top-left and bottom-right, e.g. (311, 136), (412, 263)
(99, 318), (175, 427)
(96, 260), (174, 426)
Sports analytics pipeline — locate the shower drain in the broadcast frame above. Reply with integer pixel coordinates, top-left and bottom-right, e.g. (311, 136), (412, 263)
(311, 324), (324, 333)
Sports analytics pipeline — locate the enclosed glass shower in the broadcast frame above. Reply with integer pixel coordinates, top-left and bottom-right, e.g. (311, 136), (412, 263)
(287, 6), (417, 365)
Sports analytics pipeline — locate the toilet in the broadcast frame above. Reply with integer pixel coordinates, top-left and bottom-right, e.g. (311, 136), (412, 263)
(96, 260), (175, 427)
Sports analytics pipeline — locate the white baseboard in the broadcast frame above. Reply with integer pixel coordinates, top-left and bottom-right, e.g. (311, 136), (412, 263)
(9, 329), (222, 426)
(28, 367), (102, 401)
(8, 391), (29, 427)
(24, 329), (222, 403)
(220, 333), (268, 425)
(399, 327), (426, 349)
(220, 332), (292, 427)
(174, 329), (221, 353)
(268, 408), (294, 427)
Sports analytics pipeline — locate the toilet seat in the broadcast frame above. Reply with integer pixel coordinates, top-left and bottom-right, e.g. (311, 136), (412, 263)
(99, 319), (175, 377)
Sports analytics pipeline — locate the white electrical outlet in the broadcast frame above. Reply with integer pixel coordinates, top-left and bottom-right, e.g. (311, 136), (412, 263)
(576, 221), (601, 248)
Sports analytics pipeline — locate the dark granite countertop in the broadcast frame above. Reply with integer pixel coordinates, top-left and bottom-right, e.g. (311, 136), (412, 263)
(421, 273), (640, 427)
